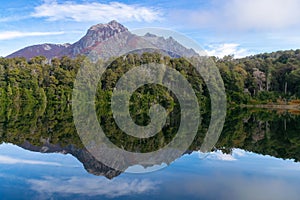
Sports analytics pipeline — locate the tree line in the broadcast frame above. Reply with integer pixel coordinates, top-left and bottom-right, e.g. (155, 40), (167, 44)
(1, 49), (300, 107)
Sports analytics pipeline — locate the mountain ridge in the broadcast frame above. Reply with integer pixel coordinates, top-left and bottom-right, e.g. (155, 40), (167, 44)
(6, 20), (198, 60)
(7, 43), (71, 60)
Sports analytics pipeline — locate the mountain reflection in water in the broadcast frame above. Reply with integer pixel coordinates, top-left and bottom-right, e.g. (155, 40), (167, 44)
(0, 143), (300, 200)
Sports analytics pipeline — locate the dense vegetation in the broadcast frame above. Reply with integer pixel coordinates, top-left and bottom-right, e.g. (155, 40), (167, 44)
(0, 100), (299, 162)
(1, 49), (300, 106)
(217, 49), (300, 104)
(0, 55), (83, 104)
(1, 49), (300, 167)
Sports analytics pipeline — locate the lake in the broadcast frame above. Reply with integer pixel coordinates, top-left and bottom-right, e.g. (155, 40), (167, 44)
(0, 103), (300, 199)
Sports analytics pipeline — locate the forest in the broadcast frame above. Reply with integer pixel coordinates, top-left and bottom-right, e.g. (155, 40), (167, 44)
(1, 50), (300, 167)
(1, 49), (300, 107)
(0, 94), (299, 164)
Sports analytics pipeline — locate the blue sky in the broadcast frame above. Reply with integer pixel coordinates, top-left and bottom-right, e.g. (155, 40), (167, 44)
(1, 143), (300, 199)
(1, 0), (300, 58)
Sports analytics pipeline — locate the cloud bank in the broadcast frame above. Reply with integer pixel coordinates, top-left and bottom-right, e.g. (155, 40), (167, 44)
(0, 31), (64, 40)
(28, 176), (158, 197)
(205, 43), (252, 58)
(170, 0), (300, 31)
(0, 155), (61, 166)
(199, 149), (247, 161)
(31, 0), (162, 23)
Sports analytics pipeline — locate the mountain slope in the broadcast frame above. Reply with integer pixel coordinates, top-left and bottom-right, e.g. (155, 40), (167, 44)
(6, 43), (70, 60)
(7, 20), (198, 60)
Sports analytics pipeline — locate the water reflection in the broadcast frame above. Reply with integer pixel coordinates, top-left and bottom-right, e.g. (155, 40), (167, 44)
(0, 143), (299, 200)
(0, 102), (300, 178)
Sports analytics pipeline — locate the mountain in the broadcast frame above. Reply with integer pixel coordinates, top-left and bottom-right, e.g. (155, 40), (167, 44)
(6, 20), (198, 60)
(63, 20), (129, 57)
(19, 140), (122, 179)
(142, 32), (197, 57)
(6, 43), (70, 60)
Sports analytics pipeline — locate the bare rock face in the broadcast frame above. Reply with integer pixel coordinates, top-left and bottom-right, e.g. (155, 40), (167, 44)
(64, 20), (129, 57)
(7, 20), (198, 60)
(141, 33), (198, 58)
(87, 20), (129, 42)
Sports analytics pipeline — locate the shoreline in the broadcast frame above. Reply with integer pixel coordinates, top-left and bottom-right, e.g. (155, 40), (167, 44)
(242, 104), (300, 110)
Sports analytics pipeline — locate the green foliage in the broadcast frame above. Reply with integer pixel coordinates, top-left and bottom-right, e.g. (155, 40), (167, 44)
(1, 102), (299, 162)
(215, 49), (300, 103)
(2, 49), (300, 105)
(1, 51), (300, 173)
(215, 107), (300, 162)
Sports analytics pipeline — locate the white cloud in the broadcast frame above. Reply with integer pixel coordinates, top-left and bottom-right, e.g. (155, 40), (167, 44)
(205, 43), (252, 58)
(232, 149), (247, 157)
(28, 176), (158, 197)
(0, 155), (61, 166)
(226, 0), (300, 30)
(0, 31), (64, 40)
(199, 149), (247, 161)
(31, 0), (162, 23)
(170, 0), (300, 31)
(0, 16), (29, 22)
(199, 150), (236, 161)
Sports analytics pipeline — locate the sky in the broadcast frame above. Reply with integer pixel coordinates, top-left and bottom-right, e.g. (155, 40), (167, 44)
(1, 0), (300, 58)
(1, 143), (300, 199)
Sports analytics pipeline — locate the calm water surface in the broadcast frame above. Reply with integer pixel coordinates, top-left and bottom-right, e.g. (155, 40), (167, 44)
(0, 105), (300, 199)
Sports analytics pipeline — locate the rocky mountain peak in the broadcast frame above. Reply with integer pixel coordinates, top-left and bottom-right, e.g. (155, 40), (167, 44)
(87, 20), (128, 35)
(108, 20), (126, 28)
(7, 20), (198, 60)
(66, 20), (129, 56)
(144, 32), (157, 37)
